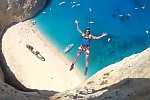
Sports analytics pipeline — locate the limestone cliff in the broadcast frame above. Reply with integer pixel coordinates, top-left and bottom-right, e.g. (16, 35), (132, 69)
(0, 0), (150, 100)
(0, 0), (46, 92)
(0, 81), (57, 100)
(0, 0), (46, 25)
(0, 46), (149, 99)
(50, 48), (150, 100)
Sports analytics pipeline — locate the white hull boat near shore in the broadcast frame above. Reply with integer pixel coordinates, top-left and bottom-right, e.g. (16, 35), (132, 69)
(63, 44), (74, 53)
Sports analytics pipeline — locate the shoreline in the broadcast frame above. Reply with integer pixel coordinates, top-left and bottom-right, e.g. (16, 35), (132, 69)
(33, 20), (86, 81)
(2, 20), (85, 92)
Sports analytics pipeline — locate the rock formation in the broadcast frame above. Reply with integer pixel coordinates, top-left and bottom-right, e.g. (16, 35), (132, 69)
(0, 0), (150, 100)
(50, 48), (150, 100)
(0, 0), (47, 92)
(0, 81), (57, 100)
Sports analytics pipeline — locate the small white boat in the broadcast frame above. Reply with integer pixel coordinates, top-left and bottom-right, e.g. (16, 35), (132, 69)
(63, 44), (74, 53)
(89, 7), (92, 12)
(108, 38), (111, 42)
(76, 3), (80, 7)
(72, 4), (76, 8)
(59, 2), (66, 6)
(71, 1), (76, 4)
(42, 11), (46, 14)
(88, 21), (94, 24)
(146, 30), (149, 34)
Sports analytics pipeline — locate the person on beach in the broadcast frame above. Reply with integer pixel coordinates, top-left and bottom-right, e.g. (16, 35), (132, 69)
(70, 20), (107, 75)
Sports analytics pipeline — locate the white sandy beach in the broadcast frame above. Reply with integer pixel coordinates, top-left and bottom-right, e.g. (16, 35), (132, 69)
(2, 20), (85, 92)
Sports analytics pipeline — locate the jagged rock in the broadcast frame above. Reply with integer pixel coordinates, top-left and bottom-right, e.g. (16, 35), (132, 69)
(0, 81), (57, 100)
(0, 0), (150, 99)
(0, 65), (4, 81)
(50, 48), (150, 100)
(0, 0), (46, 25)
(0, 0), (46, 92)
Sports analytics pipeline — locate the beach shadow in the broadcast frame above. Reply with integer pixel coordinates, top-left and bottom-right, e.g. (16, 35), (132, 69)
(0, 27), (58, 99)
(88, 78), (150, 100)
(36, 90), (58, 99)
(0, 24), (47, 93)
(0, 25), (37, 92)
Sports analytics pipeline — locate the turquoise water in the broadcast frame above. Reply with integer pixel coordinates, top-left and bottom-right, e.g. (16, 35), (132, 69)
(34, 0), (150, 77)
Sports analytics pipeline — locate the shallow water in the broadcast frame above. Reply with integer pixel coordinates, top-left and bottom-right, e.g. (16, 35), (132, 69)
(34, 0), (150, 77)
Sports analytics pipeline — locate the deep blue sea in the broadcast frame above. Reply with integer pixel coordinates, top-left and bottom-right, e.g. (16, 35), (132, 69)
(33, 0), (150, 77)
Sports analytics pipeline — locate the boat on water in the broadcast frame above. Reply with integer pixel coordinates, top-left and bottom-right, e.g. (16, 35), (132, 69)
(63, 44), (74, 53)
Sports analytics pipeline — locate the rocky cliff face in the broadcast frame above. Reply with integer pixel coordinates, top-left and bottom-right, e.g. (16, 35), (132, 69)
(0, 46), (149, 99)
(0, 0), (46, 25)
(0, 0), (150, 100)
(50, 48), (150, 100)
(0, 0), (46, 92)
(0, 81), (57, 100)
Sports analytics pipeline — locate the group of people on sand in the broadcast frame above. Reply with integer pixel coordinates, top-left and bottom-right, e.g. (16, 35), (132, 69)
(69, 20), (107, 75)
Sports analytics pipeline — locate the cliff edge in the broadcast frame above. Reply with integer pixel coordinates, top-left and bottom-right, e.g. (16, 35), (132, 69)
(0, 0), (46, 92)
(51, 48), (150, 100)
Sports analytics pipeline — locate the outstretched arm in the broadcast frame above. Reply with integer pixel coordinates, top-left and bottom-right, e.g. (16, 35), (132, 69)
(75, 20), (83, 34)
(92, 32), (107, 39)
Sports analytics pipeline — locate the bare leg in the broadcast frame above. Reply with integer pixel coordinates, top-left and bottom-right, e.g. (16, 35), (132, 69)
(84, 53), (89, 75)
(73, 49), (82, 64)
(70, 49), (82, 71)
(85, 54), (89, 68)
